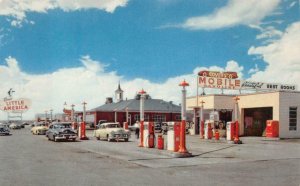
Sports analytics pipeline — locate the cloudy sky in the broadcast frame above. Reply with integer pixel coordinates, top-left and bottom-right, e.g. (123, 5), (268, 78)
(0, 0), (299, 119)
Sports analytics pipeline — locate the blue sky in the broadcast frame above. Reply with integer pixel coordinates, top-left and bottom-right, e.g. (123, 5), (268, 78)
(0, 0), (299, 119)
(0, 0), (297, 81)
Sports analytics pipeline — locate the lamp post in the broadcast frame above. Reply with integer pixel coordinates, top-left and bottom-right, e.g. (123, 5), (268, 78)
(49, 109), (53, 123)
(45, 110), (48, 122)
(71, 104), (75, 122)
(138, 89), (146, 147)
(126, 107), (129, 123)
(80, 101), (89, 140)
(114, 109), (118, 123)
(82, 102), (87, 122)
(200, 100), (205, 139)
(233, 96), (242, 144)
(178, 80), (190, 155)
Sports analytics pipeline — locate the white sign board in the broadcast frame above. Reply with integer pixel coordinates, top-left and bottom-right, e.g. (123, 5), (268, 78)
(0, 98), (31, 113)
(198, 76), (297, 91)
(209, 111), (219, 121)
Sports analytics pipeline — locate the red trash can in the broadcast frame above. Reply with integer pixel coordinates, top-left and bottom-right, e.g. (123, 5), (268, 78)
(215, 130), (220, 140)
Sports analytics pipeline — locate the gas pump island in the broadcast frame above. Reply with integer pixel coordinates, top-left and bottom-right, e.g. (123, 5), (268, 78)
(137, 81), (192, 157)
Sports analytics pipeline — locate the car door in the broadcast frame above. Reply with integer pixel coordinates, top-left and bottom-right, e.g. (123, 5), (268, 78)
(48, 125), (54, 139)
(99, 125), (105, 139)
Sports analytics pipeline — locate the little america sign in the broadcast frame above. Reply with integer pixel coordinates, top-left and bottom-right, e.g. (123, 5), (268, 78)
(0, 98), (31, 113)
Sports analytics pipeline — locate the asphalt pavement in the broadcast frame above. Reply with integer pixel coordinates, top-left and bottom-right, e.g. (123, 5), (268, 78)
(0, 126), (299, 186)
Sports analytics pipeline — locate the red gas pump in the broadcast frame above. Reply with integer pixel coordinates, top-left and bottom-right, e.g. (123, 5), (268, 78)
(204, 121), (213, 139)
(147, 122), (155, 148)
(157, 134), (164, 150)
(266, 120), (279, 138)
(123, 122), (128, 130)
(80, 122), (89, 140)
(200, 120), (204, 139)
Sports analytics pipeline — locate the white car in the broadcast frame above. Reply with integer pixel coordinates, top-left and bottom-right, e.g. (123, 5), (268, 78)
(9, 123), (21, 129)
(31, 123), (48, 135)
(94, 123), (130, 142)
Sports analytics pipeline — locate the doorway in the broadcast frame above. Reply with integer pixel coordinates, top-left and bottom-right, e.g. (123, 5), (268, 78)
(244, 107), (273, 136)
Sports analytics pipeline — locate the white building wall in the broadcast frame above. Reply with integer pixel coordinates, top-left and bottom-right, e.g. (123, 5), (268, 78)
(214, 95), (235, 110)
(279, 92), (300, 138)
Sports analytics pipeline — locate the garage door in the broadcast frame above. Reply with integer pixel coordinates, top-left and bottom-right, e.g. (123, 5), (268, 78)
(244, 107), (273, 136)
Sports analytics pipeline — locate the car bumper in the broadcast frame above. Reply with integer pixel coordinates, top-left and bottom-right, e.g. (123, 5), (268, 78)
(110, 134), (130, 140)
(0, 132), (10, 135)
(55, 135), (77, 140)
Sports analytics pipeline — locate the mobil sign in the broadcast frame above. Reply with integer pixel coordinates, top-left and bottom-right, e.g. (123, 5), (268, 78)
(198, 70), (297, 91)
(198, 76), (241, 89)
(0, 98), (31, 113)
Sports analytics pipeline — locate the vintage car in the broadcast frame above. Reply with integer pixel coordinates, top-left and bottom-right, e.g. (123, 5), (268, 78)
(9, 123), (21, 130)
(31, 123), (48, 135)
(0, 124), (10, 135)
(46, 122), (77, 142)
(94, 122), (130, 142)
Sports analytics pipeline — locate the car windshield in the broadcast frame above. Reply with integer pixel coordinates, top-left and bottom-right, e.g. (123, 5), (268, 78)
(36, 124), (46, 127)
(55, 124), (71, 129)
(107, 124), (120, 128)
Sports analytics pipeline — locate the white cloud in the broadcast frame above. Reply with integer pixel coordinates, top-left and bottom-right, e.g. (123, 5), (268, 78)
(0, 56), (244, 119)
(179, 0), (280, 30)
(0, 0), (129, 26)
(256, 26), (283, 40)
(288, 1), (297, 9)
(248, 22), (300, 83)
(248, 64), (259, 74)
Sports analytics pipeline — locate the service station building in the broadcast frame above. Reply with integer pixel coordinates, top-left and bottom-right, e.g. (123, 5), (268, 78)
(187, 71), (300, 139)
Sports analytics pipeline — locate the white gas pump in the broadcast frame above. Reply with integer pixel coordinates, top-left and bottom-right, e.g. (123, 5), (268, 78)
(226, 121), (235, 141)
(143, 122), (149, 147)
(167, 122), (180, 152)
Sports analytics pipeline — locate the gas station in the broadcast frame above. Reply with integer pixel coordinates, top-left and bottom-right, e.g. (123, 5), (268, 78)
(186, 71), (300, 139)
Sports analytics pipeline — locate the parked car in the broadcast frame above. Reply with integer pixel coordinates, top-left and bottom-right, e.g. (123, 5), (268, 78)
(31, 123), (48, 135)
(46, 122), (77, 142)
(0, 124), (10, 135)
(94, 122), (130, 142)
(9, 123), (21, 129)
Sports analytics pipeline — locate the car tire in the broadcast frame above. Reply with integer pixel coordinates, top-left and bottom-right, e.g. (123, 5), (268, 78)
(124, 138), (128, 142)
(96, 136), (100, 140)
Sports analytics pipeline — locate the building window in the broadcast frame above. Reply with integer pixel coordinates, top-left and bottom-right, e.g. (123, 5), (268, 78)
(134, 114), (140, 122)
(134, 114), (149, 122)
(175, 115), (181, 121)
(289, 107), (297, 131)
(153, 115), (166, 122)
